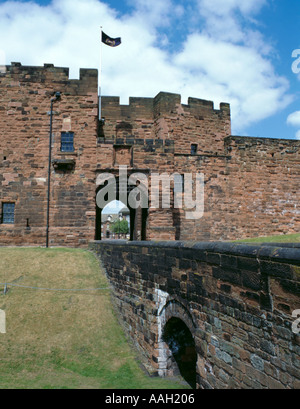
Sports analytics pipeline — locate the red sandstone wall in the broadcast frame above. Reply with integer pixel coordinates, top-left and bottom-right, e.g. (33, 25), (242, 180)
(101, 92), (299, 242)
(90, 240), (300, 389)
(174, 137), (299, 242)
(0, 63), (98, 246)
(153, 92), (231, 156)
(0, 63), (299, 246)
(99, 95), (177, 240)
(99, 92), (232, 241)
(222, 136), (300, 240)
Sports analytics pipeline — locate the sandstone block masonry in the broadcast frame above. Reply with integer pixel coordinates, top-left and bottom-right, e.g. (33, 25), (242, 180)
(0, 63), (98, 246)
(90, 240), (300, 389)
(0, 62), (299, 246)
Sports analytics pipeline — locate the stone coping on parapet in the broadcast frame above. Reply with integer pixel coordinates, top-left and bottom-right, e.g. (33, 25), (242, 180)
(226, 135), (300, 145)
(101, 91), (231, 116)
(94, 167), (151, 173)
(174, 153), (231, 159)
(90, 240), (300, 265)
(240, 242), (300, 248)
(1, 62), (98, 95)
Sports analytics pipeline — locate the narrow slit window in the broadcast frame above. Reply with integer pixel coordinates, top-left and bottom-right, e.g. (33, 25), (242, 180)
(174, 174), (184, 193)
(2, 203), (15, 224)
(191, 144), (198, 155)
(61, 132), (74, 152)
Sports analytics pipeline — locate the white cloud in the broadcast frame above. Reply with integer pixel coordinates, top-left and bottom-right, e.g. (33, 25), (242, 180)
(287, 111), (300, 141)
(125, 0), (174, 28)
(195, 0), (269, 46)
(102, 200), (128, 214)
(291, 49), (300, 79)
(198, 0), (267, 16)
(287, 111), (300, 127)
(0, 0), (294, 135)
(174, 33), (292, 129)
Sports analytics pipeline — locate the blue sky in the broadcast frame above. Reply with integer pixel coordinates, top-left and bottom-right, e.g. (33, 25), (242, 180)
(0, 0), (299, 140)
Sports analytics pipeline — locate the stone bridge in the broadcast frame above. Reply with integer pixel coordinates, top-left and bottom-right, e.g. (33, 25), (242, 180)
(89, 240), (300, 389)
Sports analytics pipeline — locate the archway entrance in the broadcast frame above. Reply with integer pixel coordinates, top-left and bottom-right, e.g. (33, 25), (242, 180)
(101, 200), (130, 240)
(95, 174), (148, 241)
(162, 317), (197, 388)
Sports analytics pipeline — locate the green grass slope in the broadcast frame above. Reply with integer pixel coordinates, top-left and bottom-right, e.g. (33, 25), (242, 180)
(233, 233), (300, 243)
(0, 248), (188, 389)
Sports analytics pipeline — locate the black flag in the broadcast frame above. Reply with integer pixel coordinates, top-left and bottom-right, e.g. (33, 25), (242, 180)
(101, 31), (121, 47)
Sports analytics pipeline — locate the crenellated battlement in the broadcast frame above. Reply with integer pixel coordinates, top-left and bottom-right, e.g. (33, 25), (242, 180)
(100, 91), (232, 154)
(0, 64), (229, 115)
(0, 60), (299, 249)
(0, 62), (98, 96)
(101, 91), (231, 122)
(101, 96), (154, 119)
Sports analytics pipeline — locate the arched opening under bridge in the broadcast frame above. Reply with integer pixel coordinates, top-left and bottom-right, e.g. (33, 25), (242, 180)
(162, 317), (197, 389)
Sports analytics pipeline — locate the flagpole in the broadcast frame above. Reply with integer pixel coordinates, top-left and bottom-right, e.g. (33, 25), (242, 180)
(99, 26), (103, 121)
(98, 29), (121, 122)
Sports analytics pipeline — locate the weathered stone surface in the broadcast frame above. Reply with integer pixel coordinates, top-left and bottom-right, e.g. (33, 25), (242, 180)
(0, 63), (98, 247)
(0, 63), (299, 246)
(90, 240), (300, 389)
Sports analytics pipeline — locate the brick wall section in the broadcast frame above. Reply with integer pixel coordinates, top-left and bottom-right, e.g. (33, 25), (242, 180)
(153, 92), (231, 156)
(98, 95), (178, 240)
(0, 63), (98, 246)
(222, 136), (300, 239)
(100, 93), (299, 242)
(0, 62), (299, 246)
(174, 135), (300, 241)
(90, 240), (300, 389)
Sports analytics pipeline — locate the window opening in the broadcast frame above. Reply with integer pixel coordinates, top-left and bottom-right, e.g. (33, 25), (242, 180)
(191, 144), (198, 155)
(2, 203), (15, 224)
(61, 132), (74, 152)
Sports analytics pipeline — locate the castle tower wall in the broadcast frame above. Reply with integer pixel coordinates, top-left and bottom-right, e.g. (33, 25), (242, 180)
(222, 136), (300, 240)
(0, 63), (98, 246)
(0, 63), (299, 246)
(99, 92), (232, 241)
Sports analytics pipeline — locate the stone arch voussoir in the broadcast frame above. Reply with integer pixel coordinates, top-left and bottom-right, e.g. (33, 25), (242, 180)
(158, 295), (197, 338)
(155, 293), (199, 386)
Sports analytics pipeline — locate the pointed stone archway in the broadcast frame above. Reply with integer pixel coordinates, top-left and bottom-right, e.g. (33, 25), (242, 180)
(155, 293), (199, 389)
(95, 172), (149, 241)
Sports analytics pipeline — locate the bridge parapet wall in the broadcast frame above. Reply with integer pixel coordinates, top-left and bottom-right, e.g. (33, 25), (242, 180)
(90, 240), (300, 389)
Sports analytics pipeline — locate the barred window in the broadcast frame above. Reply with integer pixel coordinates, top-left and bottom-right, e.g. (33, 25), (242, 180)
(2, 203), (15, 224)
(61, 132), (74, 152)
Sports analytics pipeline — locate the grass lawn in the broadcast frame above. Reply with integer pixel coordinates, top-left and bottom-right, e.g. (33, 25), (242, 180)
(0, 247), (188, 389)
(233, 233), (300, 243)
